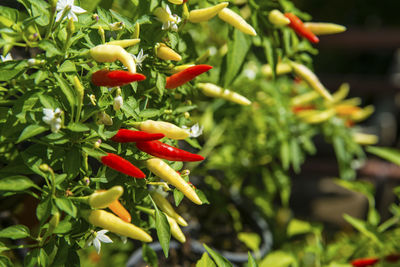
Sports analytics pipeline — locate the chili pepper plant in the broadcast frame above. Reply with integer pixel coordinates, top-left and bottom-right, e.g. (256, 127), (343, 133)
(0, 0), (398, 266)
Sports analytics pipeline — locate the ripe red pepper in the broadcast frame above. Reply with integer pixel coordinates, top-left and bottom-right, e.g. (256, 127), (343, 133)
(351, 257), (379, 267)
(91, 69), (146, 87)
(136, 140), (204, 162)
(101, 153), (146, 178)
(111, 129), (165, 143)
(284, 13), (319, 44)
(165, 64), (212, 89)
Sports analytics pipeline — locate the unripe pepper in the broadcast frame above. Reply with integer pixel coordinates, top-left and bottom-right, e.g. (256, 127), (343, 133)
(261, 63), (292, 77)
(188, 2), (229, 23)
(106, 39), (141, 48)
(289, 62), (332, 101)
(136, 140), (204, 162)
(299, 109), (336, 124)
(303, 22), (346, 35)
(83, 210), (152, 242)
(151, 191), (188, 226)
(284, 13), (319, 44)
(91, 69), (146, 87)
(168, 0), (183, 4)
(351, 257), (379, 267)
(89, 186), (124, 209)
(165, 64), (212, 89)
(335, 105), (362, 116)
(166, 64), (195, 74)
(90, 44), (136, 73)
(154, 7), (176, 23)
(101, 153), (146, 178)
(139, 120), (189, 140)
(218, 8), (257, 36)
(290, 91), (319, 106)
(156, 43), (182, 61)
(108, 199), (132, 223)
(197, 83), (251, 106)
(111, 129), (165, 143)
(146, 158), (202, 205)
(268, 10), (290, 26)
(352, 132), (378, 145)
(351, 105), (374, 122)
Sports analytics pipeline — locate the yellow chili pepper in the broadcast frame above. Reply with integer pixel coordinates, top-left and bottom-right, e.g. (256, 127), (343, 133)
(351, 105), (374, 122)
(106, 39), (141, 48)
(290, 91), (320, 106)
(88, 186), (123, 209)
(268, 9), (290, 26)
(139, 120), (189, 140)
(300, 109), (336, 124)
(156, 43), (182, 61)
(84, 210), (153, 242)
(197, 83), (251, 106)
(330, 83), (350, 104)
(290, 62), (333, 101)
(352, 132), (378, 145)
(335, 104), (362, 116)
(261, 63), (292, 77)
(151, 191), (188, 226)
(188, 2), (229, 23)
(218, 8), (257, 36)
(146, 158), (202, 205)
(154, 7), (176, 23)
(90, 44), (136, 73)
(303, 22), (346, 35)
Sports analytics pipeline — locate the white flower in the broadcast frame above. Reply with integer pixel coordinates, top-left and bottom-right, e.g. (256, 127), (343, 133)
(113, 95), (123, 111)
(183, 123), (204, 138)
(87, 230), (113, 254)
(0, 54), (12, 62)
(42, 108), (62, 133)
(131, 49), (148, 70)
(161, 5), (181, 32)
(55, 0), (86, 22)
(244, 69), (256, 80)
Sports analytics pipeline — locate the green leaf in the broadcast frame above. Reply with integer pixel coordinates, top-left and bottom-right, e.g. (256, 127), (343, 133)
(259, 251), (294, 267)
(203, 244), (232, 267)
(140, 109), (161, 118)
(17, 125), (47, 143)
(237, 232), (260, 252)
(224, 29), (251, 87)
(63, 147), (81, 178)
(196, 252), (216, 267)
(0, 6), (18, 22)
(55, 197), (77, 218)
(155, 208), (171, 257)
(0, 69), (22, 81)
(366, 146), (400, 166)
(142, 243), (159, 267)
(29, 0), (50, 26)
(173, 188), (184, 207)
(0, 175), (37, 191)
(247, 252), (258, 267)
(287, 219), (313, 237)
(58, 60), (77, 72)
(54, 219), (74, 234)
(54, 73), (76, 112)
(67, 122), (90, 132)
(36, 196), (52, 222)
(38, 40), (62, 57)
(82, 146), (108, 158)
(0, 225), (30, 239)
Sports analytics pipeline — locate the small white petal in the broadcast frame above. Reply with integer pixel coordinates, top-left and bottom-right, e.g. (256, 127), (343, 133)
(71, 5), (86, 14)
(171, 24), (178, 32)
(42, 117), (53, 125)
(97, 234), (113, 244)
(120, 235), (127, 244)
(55, 11), (63, 22)
(165, 5), (172, 15)
(97, 230), (109, 235)
(43, 108), (54, 117)
(93, 238), (101, 254)
(70, 12), (78, 22)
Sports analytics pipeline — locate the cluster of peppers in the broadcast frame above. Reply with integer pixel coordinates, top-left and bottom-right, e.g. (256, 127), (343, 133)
(78, 1), (356, 247)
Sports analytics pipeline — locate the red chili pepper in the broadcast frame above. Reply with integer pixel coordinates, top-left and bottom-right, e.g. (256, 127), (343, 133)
(101, 153), (146, 178)
(351, 257), (379, 267)
(165, 64), (212, 89)
(111, 129), (165, 143)
(91, 69), (146, 87)
(284, 13), (319, 44)
(136, 140), (204, 162)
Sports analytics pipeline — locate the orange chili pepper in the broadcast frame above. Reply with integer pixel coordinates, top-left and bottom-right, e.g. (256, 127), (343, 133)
(108, 199), (132, 223)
